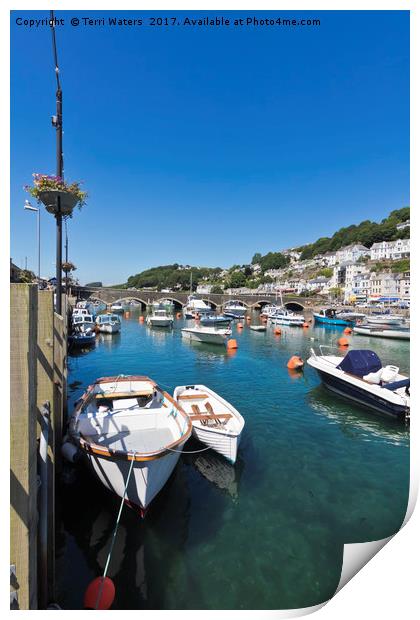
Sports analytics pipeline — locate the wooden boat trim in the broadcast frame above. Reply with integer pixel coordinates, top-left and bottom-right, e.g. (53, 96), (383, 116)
(177, 393), (208, 400)
(189, 413), (232, 421)
(75, 379), (192, 462)
(95, 390), (154, 399)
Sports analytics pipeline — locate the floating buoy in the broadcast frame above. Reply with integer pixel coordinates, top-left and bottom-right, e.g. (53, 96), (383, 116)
(84, 576), (115, 610)
(302, 322), (309, 328)
(274, 327), (282, 335)
(287, 355), (304, 370)
(344, 327), (352, 334)
(246, 315), (251, 322)
(176, 312), (182, 319)
(338, 337), (349, 347)
(227, 339), (238, 349)
(139, 316), (145, 323)
(124, 311), (130, 318)
(237, 323), (243, 330)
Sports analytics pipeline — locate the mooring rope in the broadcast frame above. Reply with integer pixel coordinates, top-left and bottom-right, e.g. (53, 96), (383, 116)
(165, 445), (212, 454)
(94, 452), (135, 609)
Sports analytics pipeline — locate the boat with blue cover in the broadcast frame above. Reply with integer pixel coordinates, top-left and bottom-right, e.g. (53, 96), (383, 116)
(199, 311), (231, 327)
(307, 347), (410, 421)
(313, 308), (354, 326)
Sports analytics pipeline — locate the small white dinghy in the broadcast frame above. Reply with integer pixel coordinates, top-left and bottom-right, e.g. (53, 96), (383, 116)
(69, 376), (192, 516)
(173, 385), (244, 463)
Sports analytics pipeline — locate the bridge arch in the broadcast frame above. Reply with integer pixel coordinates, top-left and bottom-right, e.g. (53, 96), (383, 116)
(111, 296), (149, 310)
(250, 299), (275, 310)
(284, 301), (305, 311)
(86, 296), (109, 307)
(202, 298), (218, 310)
(222, 299), (249, 308)
(155, 297), (184, 310)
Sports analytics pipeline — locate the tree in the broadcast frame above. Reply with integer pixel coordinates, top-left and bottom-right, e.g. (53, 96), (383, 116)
(229, 271), (247, 288)
(317, 268), (333, 278)
(211, 285), (224, 294)
(251, 252), (262, 265)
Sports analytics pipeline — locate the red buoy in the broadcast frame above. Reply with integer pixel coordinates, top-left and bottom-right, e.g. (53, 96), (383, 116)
(338, 337), (349, 347)
(84, 577), (115, 610)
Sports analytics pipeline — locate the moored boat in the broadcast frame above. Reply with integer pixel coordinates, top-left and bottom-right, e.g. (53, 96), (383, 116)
(110, 302), (124, 313)
(269, 308), (305, 327)
(353, 325), (410, 340)
(307, 347), (410, 421)
(68, 328), (96, 348)
(250, 325), (266, 332)
(313, 308), (353, 326)
(95, 313), (121, 334)
(183, 294), (212, 319)
(199, 311), (231, 327)
(72, 313), (95, 332)
(68, 375), (192, 515)
(181, 324), (232, 345)
(146, 308), (174, 328)
(365, 314), (405, 327)
(173, 384), (245, 463)
(223, 300), (247, 319)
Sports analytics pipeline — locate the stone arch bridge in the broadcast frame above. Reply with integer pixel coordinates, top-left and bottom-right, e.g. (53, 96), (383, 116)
(73, 286), (320, 312)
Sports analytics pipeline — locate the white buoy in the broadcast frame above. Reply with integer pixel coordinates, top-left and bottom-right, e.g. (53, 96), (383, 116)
(62, 440), (79, 463)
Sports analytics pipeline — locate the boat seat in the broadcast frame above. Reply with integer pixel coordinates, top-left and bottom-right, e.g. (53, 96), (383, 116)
(189, 413), (232, 421)
(178, 393), (208, 400)
(205, 401), (226, 425)
(95, 390), (154, 399)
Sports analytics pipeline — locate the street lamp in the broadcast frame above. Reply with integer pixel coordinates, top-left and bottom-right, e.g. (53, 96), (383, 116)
(24, 200), (41, 285)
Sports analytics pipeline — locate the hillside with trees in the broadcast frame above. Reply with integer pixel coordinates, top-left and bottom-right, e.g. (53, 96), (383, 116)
(125, 264), (222, 291)
(296, 207), (410, 260)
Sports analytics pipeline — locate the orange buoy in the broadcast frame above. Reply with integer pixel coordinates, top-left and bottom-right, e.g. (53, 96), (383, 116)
(287, 355), (304, 370)
(274, 327), (282, 335)
(246, 315), (251, 322)
(237, 323), (244, 330)
(84, 576), (115, 610)
(227, 339), (238, 349)
(139, 315), (145, 323)
(338, 337), (349, 346)
(176, 312), (182, 319)
(343, 327), (352, 334)
(302, 322), (309, 328)
(124, 311), (130, 318)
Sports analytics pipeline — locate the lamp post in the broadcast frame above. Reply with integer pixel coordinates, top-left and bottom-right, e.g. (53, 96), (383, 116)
(24, 200), (41, 285)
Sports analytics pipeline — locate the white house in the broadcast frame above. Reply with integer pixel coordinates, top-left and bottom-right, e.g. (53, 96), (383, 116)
(335, 244), (370, 264)
(370, 239), (410, 261)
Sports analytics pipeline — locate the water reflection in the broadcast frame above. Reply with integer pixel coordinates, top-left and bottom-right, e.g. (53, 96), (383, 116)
(308, 386), (409, 446)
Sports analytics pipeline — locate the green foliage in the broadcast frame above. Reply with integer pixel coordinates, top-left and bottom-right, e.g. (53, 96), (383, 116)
(211, 285), (224, 294)
(317, 268), (333, 278)
(19, 269), (36, 283)
(228, 271), (247, 288)
(251, 252), (262, 265)
(391, 259), (410, 273)
(126, 264), (222, 291)
(259, 252), (290, 272)
(299, 207), (410, 260)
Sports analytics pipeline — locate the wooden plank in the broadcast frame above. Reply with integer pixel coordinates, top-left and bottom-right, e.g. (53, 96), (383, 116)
(177, 393), (208, 400)
(189, 413), (232, 421)
(10, 284), (38, 609)
(95, 391), (153, 399)
(36, 291), (55, 605)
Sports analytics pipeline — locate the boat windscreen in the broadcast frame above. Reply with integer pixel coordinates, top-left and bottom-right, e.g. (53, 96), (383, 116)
(336, 350), (382, 377)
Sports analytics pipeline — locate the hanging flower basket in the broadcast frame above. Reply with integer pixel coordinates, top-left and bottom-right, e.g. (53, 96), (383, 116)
(24, 173), (87, 216)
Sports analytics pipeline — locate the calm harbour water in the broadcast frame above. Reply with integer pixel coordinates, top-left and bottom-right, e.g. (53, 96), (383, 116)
(56, 311), (410, 610)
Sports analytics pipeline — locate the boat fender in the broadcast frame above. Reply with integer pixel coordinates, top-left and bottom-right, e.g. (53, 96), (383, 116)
(337, 337), (349, 346)
(381, 365), (399, 383)
(343, 327), (352, 334)
(237, 323), (243, 330)
(84, 576), (115, 610)
(62, 440), (81, 463)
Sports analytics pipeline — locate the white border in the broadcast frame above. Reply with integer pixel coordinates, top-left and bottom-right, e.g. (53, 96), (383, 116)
(3, 1), (417, 618)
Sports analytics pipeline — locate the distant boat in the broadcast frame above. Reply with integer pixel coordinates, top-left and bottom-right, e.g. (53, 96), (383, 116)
(181, 324), (231, 345)
(72, 313), (95, 332)
(146, 308), (174, 328)
(199, 311), (231, 327)
(353, 325), (410, 340)
(250, 325), (266, 332)
(313, 308), (353, 326)
(183, 294), (212, 319)
(269, 308), (305, 327)
(95, 313), (121, 334)
(111, 302), (124, 313)
(307, 347), (410, 421)
(365, 314), (405, 327)
(69, 375), (192, 516)
(260, 304), (281, 318)
(173, 384), (245, 463)
(223, 301), (246, 319)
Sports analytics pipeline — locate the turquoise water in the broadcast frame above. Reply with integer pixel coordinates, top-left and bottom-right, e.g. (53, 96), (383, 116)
(57, 312), (410, 609)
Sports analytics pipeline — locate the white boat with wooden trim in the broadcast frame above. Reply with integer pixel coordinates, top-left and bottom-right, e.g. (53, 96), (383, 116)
(181, 324), (231, 345)
(173, 384), (245, 463)
(69, 376), (192, 516)
(95, 313), (121, 334)
(146, 308), (174, 328)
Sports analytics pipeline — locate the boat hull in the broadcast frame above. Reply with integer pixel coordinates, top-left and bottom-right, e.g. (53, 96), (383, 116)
(192, 425), (240, 464)
(97, 323), (120, 334)
(85, 444), (186, 510)
(181, 329), (227, 345)
(147, 318), (173, 327)
(313, 314), (352, 326)
(314, 368), (407, 420)
(353, 326), (410, 340)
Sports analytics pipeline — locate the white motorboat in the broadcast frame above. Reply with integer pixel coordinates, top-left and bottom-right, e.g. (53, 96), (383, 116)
(146, 308), (174, 328)
(72, 313), (95, 332)
(365, 314), (405, 326)
(183, 294), (212, 319)
(353, 325), (410, 340)
(110, 302), (124, 313)
(223, 301), (246, 319)
(181, 324), (232, 345)
(269, 308), (305, 327)
(260, 304), (281, 318)
(250, 325), (267, 332)
(173, 384), (244, 463)
(69, 375), (192, 515)
(95, 313), (121, 334)
(307, 347), (410, 421)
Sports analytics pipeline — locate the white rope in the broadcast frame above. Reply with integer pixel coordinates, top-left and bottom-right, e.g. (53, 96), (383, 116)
(166, 445), (212, 454)
(94, 452), (135, 609)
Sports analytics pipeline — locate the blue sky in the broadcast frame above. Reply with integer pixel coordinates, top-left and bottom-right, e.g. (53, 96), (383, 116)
(10, 10), (409, 285)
